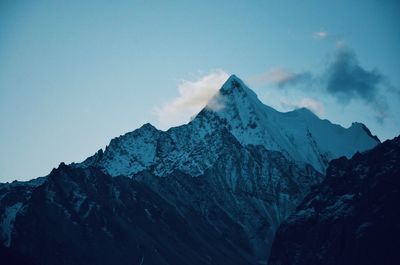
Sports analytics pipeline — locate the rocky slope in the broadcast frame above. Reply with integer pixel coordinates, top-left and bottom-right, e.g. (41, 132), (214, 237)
(268, 136), (400, 265)
(132, 128), (323, 262)
(0, 164), (255, 265)
(0, 128), (322, 265)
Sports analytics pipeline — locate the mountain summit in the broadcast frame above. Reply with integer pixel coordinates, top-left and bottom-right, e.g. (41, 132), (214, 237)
(0, 74), (382, 265)
(81, 74), (378, 177)
(195, 75), (380, 172)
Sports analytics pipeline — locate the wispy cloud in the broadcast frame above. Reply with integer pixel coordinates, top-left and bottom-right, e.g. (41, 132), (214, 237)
(256, 46), (398, 123)
(326, 47), (384, 103)
(324, 47), (396, 122)
(154, 70), (229, 129)
(248, 68), (312, 88)
(280, 98), (325, 116)
(313, 30), (329, 40)
(335, 39), (346, 48)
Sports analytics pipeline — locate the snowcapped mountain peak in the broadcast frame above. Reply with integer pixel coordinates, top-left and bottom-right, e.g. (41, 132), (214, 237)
(220, 74), (243, 92)
(350, 122), (380, 142)
(139, 122), (158, 131)
(202, 74), (260, 115)
(76, 74), (379, 176)
(195, 75), (380, 172)
(219, 74), (259, 101)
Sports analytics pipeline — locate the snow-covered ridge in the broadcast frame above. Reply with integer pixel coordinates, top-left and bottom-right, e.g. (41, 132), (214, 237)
(194, 75), (380, 172)
(76, 74), (379, 176)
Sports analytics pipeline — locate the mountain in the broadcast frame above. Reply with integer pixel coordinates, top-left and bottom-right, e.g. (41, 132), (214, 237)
(198, 75), (379, 173)
(268, 136), (400, 265)
(1, 129), (322, 265)
(0, 75), (380, 264)
(79, 75), (379, 176)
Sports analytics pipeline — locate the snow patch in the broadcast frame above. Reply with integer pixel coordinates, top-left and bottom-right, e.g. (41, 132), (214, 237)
(1, 202), (23, 247)
(321, 194), (355, 220)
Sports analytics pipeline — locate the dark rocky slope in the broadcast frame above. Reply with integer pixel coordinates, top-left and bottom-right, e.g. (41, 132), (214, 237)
(1, 164), (253, 265)
(268, 136), (400, 265)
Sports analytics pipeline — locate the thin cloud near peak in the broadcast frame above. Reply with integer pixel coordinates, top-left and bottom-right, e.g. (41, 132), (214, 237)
(255, 46), (398, 123)
(280, 98), (325, 117)
(154, 70), (229, 130)
(248, 68), (312, 88)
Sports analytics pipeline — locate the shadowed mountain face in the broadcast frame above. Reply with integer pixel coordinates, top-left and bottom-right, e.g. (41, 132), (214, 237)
(268, 136), (400, 265)
(0, 75), (380, 264)
(0, 165), (254, 265)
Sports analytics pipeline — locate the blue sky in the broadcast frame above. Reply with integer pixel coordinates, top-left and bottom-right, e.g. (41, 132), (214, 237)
(1, 0), (399, 182)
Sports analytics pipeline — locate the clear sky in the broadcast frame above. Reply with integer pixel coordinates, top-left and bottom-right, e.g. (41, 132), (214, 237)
(1, 0), (399, 182)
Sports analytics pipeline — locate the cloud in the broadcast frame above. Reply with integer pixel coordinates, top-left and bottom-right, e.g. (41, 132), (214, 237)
(324, 47), (399, 122)
(372, 96), (389, 124)
(261, 46), (397, 123)
(154, 70), (229, 129)
(313, 30), (329, 40)
(280, 98), (325, 116)
(249, 68), (312, 88)
(297, 98), (325, 116)
(335, 39), (346, 48)
(325, 48), (385, 103)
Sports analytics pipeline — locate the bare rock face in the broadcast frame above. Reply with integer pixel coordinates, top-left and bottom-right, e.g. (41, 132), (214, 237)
(268, 136), (400, 265)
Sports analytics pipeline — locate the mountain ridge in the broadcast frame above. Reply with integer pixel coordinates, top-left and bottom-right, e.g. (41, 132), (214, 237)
(76, 75), (379, 176)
